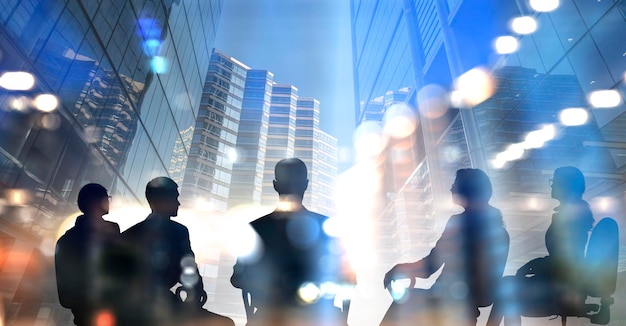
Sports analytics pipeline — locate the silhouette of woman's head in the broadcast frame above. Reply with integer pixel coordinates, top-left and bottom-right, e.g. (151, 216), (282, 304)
(273, 158), (308, 198)
(451, 169), (493, 207)
(551, 166), (585, 202)
(77, 183), (109, 215)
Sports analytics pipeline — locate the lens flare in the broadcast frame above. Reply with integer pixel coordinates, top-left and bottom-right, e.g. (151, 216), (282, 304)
(151, 56), (168, 74)
(588, 89), (621, 108)
(510, 16), (538, 35)
(417, 84), (449, 119)
(354, 121), (387, 159)
(559, 108), (589, 126)
(494, 36), (519, 54)
(383, 103), (417, 138)
(454, 67), (495, 106)
(0, 71), (35, 91)
(33, 94), (59, 112)
(529, 0), (559, 12)
(298, 282), (321, 304)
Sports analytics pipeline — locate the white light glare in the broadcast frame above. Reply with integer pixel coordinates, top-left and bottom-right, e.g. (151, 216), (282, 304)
(33, 94), (59, 112)
(559, 108), (589, 126)
(510, 16), (538, 35)
(298, 283), (321, 304)
(454, 67), (495, 106)
(588, 90), (622, 108)
(0, 71), (35, 91)
(228, 148), (238, 163)
(383, 103), (417, 138)
(494, 36), (519, 54)
(151, 56), (168, 74)
(523, 125), (556, 149)
(529, 0), (560, 12)
(499, 143), (525, 162)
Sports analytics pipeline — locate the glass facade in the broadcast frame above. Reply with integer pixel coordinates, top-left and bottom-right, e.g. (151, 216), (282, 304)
(0, 0), (222, 324)
(352, 0), (626, 324)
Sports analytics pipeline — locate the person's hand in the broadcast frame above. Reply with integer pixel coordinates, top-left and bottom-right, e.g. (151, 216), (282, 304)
(383, 263), (410, 289)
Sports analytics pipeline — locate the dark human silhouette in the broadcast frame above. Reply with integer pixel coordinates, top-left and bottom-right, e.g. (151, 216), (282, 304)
(121, 177), (233, 326)
(55, 183), (120, 326)
(487, 166), (595, 326)
(382, 169), (510, 326)
(231, 158), (355, 325)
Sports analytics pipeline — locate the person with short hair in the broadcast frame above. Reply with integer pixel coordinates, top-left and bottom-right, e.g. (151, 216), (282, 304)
(122, 177), (233, 326)
(55, 183), (119, 326)
(382, 169), (510, 326)
(231, 158), (355, 325)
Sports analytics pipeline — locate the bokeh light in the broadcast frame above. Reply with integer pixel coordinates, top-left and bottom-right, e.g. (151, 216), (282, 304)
(9, 96), (30, 111)
(529, 0), (559, 12)
(143, 38), (161, 57)
(491, 158), (506, 169)
(297, 282), (321, 304)
(6, 189), (32, 206)
(510, 16), (538, 35)
(151, 56), (168, 74)
(417, 84), (449, 119)
(39, 114), (61, 130)
(523, 124), (556, 149)
(494, 36), (519, 54)
(354, 121), (387, 159)
(33, 94), (59, 112)
(500, 143), (525, 161)
(559, 108), (589, 126)
(588, 89), (622, 108)
(95, 310), (115, 326)
(0, 71), (35, 91)
(454, 67), (495, 106)
(383, 103), (417, 138)
(228, 148), (238, 163)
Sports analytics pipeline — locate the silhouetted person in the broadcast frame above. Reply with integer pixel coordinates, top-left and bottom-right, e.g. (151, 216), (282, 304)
(382, 169), (510, 326)
(231, 158), (355, 325)
(55, 183), (119, 326)
(487, 166), (594, 326)
(121, 177), (233, 326)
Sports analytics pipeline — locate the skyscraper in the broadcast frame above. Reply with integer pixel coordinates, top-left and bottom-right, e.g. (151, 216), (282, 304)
(352, 0), (626, 323)
(0, 0), (223, 324)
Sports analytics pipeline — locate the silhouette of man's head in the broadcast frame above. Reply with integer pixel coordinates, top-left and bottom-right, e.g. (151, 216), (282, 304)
(273, 158), (308, 199)
(451, 169), (493, 207)
(146, 177), (180, 217)
(77, 183), (110, 215)
(551, 166), (585, 201)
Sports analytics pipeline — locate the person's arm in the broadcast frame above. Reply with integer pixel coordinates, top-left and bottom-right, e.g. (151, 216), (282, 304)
(179, 226), (206, 304)
(383, 216), (457, 289)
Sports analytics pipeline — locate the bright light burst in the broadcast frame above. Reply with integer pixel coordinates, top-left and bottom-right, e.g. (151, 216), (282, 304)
(494, 36), (519, 54)
(559, 108), (589, 126)
(588, 89), (622, 108)
(0, 71), (35, 91)
(529, 0), (559, 12)
(510, 16), (538, 34)
(454, 67), (495, 106)
(151, 56), (168, 74)
(33, 94), (59, 112)
(383, 103), (417, 138)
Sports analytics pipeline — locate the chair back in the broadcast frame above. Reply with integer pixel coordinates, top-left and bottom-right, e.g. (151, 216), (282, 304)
(584, 217), (619, 298)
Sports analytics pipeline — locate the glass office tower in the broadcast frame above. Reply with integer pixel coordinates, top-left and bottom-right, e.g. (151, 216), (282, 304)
(0, 0), (223, 324)
(352, 0), (626, 324)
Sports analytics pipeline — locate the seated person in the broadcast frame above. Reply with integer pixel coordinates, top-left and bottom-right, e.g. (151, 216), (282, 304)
(487, 167), (594, 326)
(122, 177), (234, 326)
(231, 158), (355, 326)
(382, 169), (510, 326)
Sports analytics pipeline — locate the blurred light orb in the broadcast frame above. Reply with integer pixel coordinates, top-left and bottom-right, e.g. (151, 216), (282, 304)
(222, 222), (262, 261)
(298, 282), (321, 304)
(228, 148), (238, 163)
(494, 36), (519, 54)
(417, 84), (449, 119)
(6, 189), (32, 206)
(33, 94), (59, 112)
(390, 281), (408, 301)
(588, 89), (621, 108)
(95, 310), (115, 326)
(322, 217), (342, 237)
(529, 0), (559, 12)
(151, 56), (168, 74)
(491, 158), (506, 169)
(383, 103), (417, 138)
(143, 38), (161, 57)
(180, 256), (196, 268)
(354, 121), (386, 158)
(40, 114), (61, 130)
(510, 16), (538, 34)
(10, 96), (30, 111)
(559, 108), (589, 126)
(0, 71), (35, 91)
(449, 90), (464, 108)
(501, 143), (525, 161)
(454, 67), (495, 106)
(441, 146), (462, 164)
